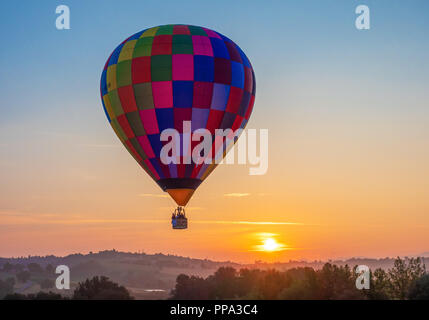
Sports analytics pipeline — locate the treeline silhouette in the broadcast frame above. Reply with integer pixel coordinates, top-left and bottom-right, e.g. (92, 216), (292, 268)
(2, 257), (428, 300)
(2, 276), (133, 300)
(170, 257), (429, 300)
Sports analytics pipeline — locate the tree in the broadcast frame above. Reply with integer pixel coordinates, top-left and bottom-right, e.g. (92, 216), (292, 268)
(6, 277), (15, 288)
(40, 278), (55, 289)
(210, 267), (239, 299)
(388, 257), (426, 299)
(365, 268), (390, 300)
(2, 262), (13, 272)
(45, 264), (55, 274)
(170, 274), (211, 300)
(407, 274), (429, 300)
(27, 263), (44, 274)
(170, 274), (191, 299)
(1, 263), (23, 273)
(16, 270), (31, 283)
(317, 264), (364, 299)
(258, 269), (288, 300)
(72, 276), (133, 300)
(279, 267), (321, 300)
(11, 264), (24, 272)
(237, 268), (264, 298)
(0, 278), (15, 299)
(168, 261), (427, 301)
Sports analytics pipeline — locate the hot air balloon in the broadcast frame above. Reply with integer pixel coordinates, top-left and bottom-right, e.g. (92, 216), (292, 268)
(100, 24), (255, 229)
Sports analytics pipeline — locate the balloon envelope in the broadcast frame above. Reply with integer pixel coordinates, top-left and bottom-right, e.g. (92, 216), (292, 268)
(100, 24), (255, 206)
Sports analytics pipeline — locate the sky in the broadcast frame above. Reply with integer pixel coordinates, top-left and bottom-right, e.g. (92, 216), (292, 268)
(0, 0), (429, 263)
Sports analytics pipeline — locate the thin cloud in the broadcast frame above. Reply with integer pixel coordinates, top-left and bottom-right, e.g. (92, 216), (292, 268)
(0, 215), (303, 227)
(158, 206), (204, 211)
(78, 143), (119, 148)
(251, 244), (292, 252)
(0, 219), (167, 226)
(36, 130), (76, 138)
(192, 220), (304, 226)
(0, 212), (26, 217)
(139, 193), (169, 198)
(224, 193), (250, 197)
(256, 232), (279, 237)
(0, 210), (63, 218)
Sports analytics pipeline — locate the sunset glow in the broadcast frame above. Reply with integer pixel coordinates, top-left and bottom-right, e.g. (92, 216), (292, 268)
(262, 238), (280, 251)
(252, 233), (288, 252)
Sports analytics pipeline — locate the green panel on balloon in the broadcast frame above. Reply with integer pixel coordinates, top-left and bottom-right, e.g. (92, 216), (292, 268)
(110, 118), (127, 142)
(134, 83), (154, 109)
(116, 60), (132, 88)
(126, 111), (146, 136)
(172, 35), (193, 55)
(188, 26), (207, 36)
(108, 90), (124, 117)
(133, 37), (154, 58)
(156, 25), (174, 35)
(151, 55), (172, 81)
(129, 137), (147, 160)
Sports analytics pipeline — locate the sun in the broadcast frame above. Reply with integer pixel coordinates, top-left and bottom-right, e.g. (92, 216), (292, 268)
(262, 238), (280, 251)
(251, 233), (289, 252)
(251, 232), (291, 252)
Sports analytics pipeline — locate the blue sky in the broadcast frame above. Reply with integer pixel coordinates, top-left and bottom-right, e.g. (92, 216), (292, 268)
(1, 0), (428, 127)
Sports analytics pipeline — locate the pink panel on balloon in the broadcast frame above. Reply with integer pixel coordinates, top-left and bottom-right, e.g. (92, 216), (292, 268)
(203, 28), (222, 39)
(139, 109), (159, 134)
(173, 54), (194, 81)
(137, 135), (155, 158)
(152, 81), (173, 108)
(192, 36), (213, 56)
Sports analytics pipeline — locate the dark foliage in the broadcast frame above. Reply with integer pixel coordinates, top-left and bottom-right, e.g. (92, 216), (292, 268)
(170, 257), (428, 300)
(72, 276), (133, 300)
(27, 263), (44, 274)
(407, 274), (429, 300)
(16, 270), (31, 283)
(40, 278), (55, 289)
(3, 276), (134, 300)
(0, 278), (15, 299)
(3, 291), (65, 300)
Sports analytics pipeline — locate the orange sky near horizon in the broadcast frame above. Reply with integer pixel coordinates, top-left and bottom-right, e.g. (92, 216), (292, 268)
(1, 1), (429, 263)
(1, 105), (429, 263)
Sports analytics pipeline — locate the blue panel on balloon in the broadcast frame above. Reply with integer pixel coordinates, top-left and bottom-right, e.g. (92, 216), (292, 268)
(128, 30), (145, 40)
(149, 157), (165, 179)
(173, 81), (194, 108)
(231, 61), (244, 89)
(155, 108), (174, 131)
(108, 43), (124, 66)
(194, 56), (214, 82)
(210, 38), (230, 59)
